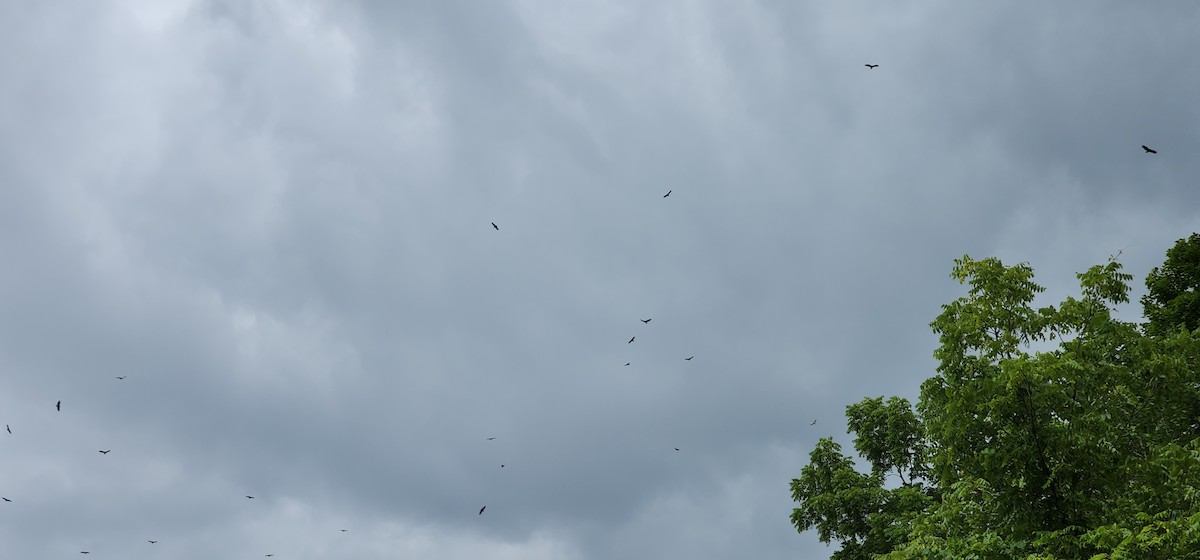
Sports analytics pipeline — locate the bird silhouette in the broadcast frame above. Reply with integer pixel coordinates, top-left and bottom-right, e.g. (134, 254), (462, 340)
(340, 529), (348, 533)
(810, 419), (817, 426)
(1142, 145), (1157, 154)
(487, 437), (496, 440)
(641, 318), (651, 324)
(99, 450), (111, 455)
(865, 64), (879, 69)
(628, 336), (635, 343)
(685, 356), (694, 361)
(148, 540), (157, 544)
(624, 362), (630, 366)
(80, 552), (89, 555)
(5, 424), (9, 434)
(2, 497), (11, 502)
(663, 190), (671, 198)
(674, 447), (680, 451)
(501, 464), (505, 468)
(56, 401), (61, 411)
(265, 555), (274, 558)
(491, 222), (499, 230)
(479, 506), (487, 515)
(245, 495), (255, 499)
(115, 376), (126, 380)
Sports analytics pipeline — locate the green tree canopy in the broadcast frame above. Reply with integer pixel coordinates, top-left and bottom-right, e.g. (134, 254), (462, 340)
(1143, 233), (1200, 337)
(791, 239), (1200, 559)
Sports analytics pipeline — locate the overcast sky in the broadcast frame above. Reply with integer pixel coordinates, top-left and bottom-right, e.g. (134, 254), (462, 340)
(1, 1), (1197, 558)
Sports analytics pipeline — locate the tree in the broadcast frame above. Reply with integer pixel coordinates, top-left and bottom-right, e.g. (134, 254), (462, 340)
(790, 403), (934, 560)
(791, 244), (1200, 559)
(1143, 233), (1200, 337)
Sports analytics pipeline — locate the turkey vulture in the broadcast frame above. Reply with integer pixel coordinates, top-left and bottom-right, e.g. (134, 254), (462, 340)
(56, 401), (61, 411)
(663, 190), (671, 198)
(99, 450), (110, 455)
(479, 506), (487, 515)
(685, 356), (694, 361)
(148, 540), (157, 544)
(340, 529), (348, 532)
(865, 64), (879, 69)
(486, 437), (496, 440)
(624, 363), (630, 366)
(628, 336), (635, 343)
(5, 424), (9, 434)
(246, 495), (255, 499)
(1142, 145), (1157, 154)
(810, 419), (817, 426)
(2, 497), (10, 502)
(674, 447), (680, 451)
(115, 376), (126, 380)
(491, 222), (499, 230)
(641, 318), (651, 324)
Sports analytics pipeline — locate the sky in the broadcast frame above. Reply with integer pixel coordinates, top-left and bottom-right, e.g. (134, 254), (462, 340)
(1, 1), (1198, 558)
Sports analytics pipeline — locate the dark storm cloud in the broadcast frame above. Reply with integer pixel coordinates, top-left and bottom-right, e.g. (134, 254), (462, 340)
(0, 1), (1196, 558)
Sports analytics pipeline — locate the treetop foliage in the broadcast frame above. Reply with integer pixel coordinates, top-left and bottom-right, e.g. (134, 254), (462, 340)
(791, 234), (1200, 559)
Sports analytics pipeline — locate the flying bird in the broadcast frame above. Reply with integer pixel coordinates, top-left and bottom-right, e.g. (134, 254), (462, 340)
(340, 529), (348, 533)
(663, 190), (671, 198)
(810, 419), (817, 426)
(1142, 145), (1157, 154)
(684, 356), (694, 361)
(674, 447), (680, 451)
(115, 376), (126, 380)
(479, 506), (487, 515)
(624, 362), (630, 366)
(491, 222), (499, 230)
(2, 497), (11, 502)
(6, 424), (10, 434)
(628, 336), (635, 343)
(641, 318), (651, 324)
(148, 540), (157, 544)
(865, 64), (879, 69)
(501, 464), (505, 468)
(486, 437), (496, 440)
(56, 401), (61, 411)
(245, 495), (255, 499)
(99, 450), (110, 455)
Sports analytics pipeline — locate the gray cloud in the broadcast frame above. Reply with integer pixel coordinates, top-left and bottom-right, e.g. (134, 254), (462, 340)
(1, 1), (1197, 558)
